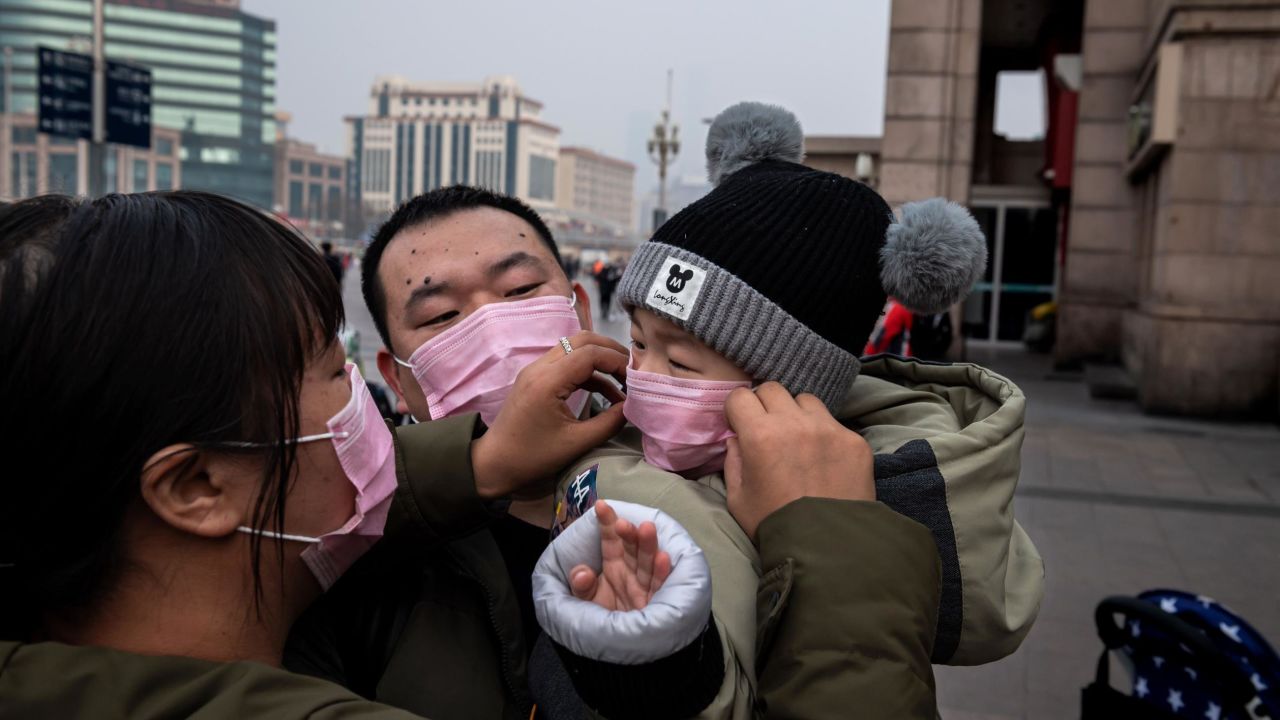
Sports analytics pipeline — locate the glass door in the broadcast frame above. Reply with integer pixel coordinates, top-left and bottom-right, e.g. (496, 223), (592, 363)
(963, 196), (1057, 343)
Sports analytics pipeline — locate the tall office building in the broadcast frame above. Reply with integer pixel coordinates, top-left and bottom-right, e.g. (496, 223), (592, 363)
(0, 0), (277, 207)
(346, 75), (559, 219)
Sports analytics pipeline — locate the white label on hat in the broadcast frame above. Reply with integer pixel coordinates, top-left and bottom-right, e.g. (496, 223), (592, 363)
(645, 256), (706, 321)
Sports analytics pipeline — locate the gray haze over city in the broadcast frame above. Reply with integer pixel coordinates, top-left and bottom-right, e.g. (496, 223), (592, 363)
(244, 0), (1043, 201)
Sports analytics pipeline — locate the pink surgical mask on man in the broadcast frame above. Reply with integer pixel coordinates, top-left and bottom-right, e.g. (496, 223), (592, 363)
(236, 363), (398, 591)
(394, 294), (587, 426)
(622, 352), (752, 477)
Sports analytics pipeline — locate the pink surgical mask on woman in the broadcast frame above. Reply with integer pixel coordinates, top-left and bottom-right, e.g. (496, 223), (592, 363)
(622, 353), (753, 477)
(394, 294), (587, 426)
(236, 363), (398, 591)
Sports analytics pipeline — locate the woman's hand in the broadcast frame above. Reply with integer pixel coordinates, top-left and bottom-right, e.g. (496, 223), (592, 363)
(723, 382), (876, 541)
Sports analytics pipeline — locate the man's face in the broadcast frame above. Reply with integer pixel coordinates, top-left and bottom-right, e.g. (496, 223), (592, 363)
(374, 207), (591, 420)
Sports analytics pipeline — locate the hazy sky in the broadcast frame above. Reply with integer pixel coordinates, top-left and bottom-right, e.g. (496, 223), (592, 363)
(244, 0), (1043, 194)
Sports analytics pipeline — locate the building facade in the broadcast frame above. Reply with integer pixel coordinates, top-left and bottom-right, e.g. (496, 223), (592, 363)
(6, 111), (180, 196)
(272, 111), (349, 238)
(346, 75), (559, 220)
(273, 138), (348, 239)
(554, 146), (635, 231)
(0, 0), (277, 207)
(803, 135), (881, 188)
(880, 0), (1280, 416)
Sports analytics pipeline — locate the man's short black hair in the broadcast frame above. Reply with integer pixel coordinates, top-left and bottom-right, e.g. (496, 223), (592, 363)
(320, 241), (333, 253)
(361, 185), (562, 353)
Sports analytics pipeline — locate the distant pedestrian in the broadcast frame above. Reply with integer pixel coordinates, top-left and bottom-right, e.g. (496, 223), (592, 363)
(596, 262), (621, 320)
(864, 298), (913, 356)
(320, 241), (344, 286)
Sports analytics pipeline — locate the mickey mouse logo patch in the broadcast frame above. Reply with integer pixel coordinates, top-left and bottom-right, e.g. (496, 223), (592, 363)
(646, 256), (706, 321)
(665, 265), (694, 293)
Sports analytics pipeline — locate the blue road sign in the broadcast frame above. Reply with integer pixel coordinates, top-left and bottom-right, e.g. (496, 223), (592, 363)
(37, 46), (93, 141)
(106, 59), (151, 149)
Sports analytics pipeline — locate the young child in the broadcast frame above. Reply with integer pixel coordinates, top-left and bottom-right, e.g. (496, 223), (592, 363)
(533, 102), (1044, 719)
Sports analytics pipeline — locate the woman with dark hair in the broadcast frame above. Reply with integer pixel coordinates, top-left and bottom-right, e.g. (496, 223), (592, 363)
(0, 191), (632, 717)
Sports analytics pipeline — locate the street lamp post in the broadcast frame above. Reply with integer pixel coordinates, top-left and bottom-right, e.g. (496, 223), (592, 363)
(647, 69), (679, 233)
(89, 0), (106, 197)
(2, 46), (12, 198)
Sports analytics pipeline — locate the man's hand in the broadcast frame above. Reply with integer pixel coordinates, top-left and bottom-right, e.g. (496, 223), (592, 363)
(569, 500), (672, 611)
(471, 332), (628, 499)
(723, 382), (875, 541)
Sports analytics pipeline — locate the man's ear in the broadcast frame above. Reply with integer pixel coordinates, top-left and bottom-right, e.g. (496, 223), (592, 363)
(139, 444), (245, 538)
(572, 281), (593, 332)
(376, 348), (411, 415)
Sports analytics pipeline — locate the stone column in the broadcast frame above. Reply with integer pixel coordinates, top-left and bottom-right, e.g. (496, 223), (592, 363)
(1124, 3), (1280, 415)
(879, 0), (981, 208)
(1054, 1), (1147, 364)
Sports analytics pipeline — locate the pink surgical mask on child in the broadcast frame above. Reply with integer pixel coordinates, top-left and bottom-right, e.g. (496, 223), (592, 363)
(622, 352), (752, 477)
(394, 294), (587, 426)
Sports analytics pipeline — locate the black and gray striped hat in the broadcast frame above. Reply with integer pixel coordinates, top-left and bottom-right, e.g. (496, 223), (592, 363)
(618, 101), (987, 409)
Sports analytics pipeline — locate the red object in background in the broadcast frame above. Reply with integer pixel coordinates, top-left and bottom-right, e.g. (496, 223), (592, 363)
(865, 300), (913, 357)
(1049, 89), (1078, 189)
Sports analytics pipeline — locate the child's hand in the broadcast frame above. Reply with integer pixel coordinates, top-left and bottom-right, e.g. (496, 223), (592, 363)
(569, 500), (673, 611)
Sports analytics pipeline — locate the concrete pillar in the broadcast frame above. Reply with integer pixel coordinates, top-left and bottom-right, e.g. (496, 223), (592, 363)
(1123, 4), (1280, 416)
(1054, 0), (1147, 364)
(879, 0), (981, 208)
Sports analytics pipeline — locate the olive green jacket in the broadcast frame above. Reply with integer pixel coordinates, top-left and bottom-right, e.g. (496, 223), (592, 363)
(0, 639), (417, 719)
(755, 498), (941, 720)
(0, 411), (945, 719)
(0, 497), (940, 720)
(549, 357), (1043, 717)
(286, 414), (537, 720)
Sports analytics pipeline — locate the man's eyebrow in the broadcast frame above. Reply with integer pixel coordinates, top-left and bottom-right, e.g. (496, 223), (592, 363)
(487, 251), (544, 279)
(403, 279), (452, 312)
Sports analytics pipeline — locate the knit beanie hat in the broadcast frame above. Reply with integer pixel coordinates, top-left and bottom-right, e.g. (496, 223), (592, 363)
(617, 102), (987, 410)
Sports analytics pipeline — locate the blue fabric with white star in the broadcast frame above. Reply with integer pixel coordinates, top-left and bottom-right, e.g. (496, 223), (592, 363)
(1123, 589), (1279, 719)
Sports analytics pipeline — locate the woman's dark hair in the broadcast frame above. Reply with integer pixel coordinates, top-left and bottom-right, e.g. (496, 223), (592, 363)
(0, 191), (343, 638)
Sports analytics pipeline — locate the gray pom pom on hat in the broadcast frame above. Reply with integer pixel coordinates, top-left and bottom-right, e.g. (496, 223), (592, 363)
(705, 102), (805, 186)
(880, 198), (988, 314)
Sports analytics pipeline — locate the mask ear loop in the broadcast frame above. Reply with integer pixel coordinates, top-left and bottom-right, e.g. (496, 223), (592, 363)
(222, 430), (350, 541)
(235, 526), (321, 544)
(218, 431), (349, 449)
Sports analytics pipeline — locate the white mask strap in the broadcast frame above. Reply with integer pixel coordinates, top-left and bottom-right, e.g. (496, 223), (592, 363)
(236, 526), (321, 544)
(293, 431), (347, 444)
(393, 355), (413, 369)
(220, 431), (348, 449)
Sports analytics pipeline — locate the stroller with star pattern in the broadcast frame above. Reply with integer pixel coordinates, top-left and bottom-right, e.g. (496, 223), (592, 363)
(1082, 590), (1279, 719)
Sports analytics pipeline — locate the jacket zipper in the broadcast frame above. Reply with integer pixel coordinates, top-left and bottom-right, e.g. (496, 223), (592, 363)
(456, 563), (531, 715)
